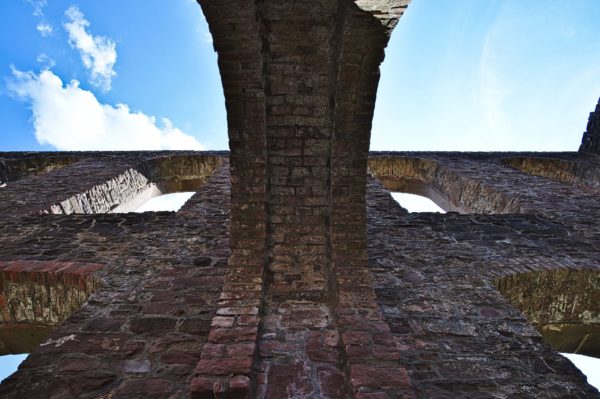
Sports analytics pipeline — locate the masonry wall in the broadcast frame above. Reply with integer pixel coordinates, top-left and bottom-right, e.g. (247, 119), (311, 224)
(0, 151), (599, 398)
(0, 152), (230, 398)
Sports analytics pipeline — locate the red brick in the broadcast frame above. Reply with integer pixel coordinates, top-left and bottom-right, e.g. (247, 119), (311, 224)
(229, 375), (251, 399)
(195, 357), (253, 375)
(208, 327), (257, 344)
(226, 342), (255, 358)
(201, 343), (226, 358)
(211, 316), (235, 328)
(317, 365), (347, 397)
(306, 332), (339, 363)
(190, 376), (218, 399)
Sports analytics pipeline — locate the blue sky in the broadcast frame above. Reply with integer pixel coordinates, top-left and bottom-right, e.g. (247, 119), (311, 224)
(1, 0), (599, 152)
(373, 0), (600, 151)
(0, 0), (224, 150)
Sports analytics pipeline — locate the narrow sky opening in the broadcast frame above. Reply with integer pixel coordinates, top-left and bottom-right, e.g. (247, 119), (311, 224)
(0, 354), (28, 382)
(391, 192), (445, 213)
(562, 353), (600, 390)
(134, 192), (195, 212)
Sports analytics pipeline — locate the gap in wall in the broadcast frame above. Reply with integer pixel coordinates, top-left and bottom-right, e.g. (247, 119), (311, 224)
(391, 192), (446, 213)
(134, 192), (196, 212)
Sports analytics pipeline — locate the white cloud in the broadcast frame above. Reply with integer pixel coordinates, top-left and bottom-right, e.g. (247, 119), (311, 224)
(36, 23), (53, 37)
(64, 6), (117, 92)
(25, 0), (46, 17)
(36, 53), (55, 69)
(7, 68), (204, 151)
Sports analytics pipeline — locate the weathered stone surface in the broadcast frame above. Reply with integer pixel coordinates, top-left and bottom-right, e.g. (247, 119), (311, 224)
(2, 148), (600, 398)
(0, 260), (101, 355)
(0, 154), (230, 397)
(365, 159), (600, 398)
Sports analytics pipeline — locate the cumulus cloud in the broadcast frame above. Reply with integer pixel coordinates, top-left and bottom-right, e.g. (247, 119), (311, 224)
(36, 23), (53, 37)
(64, 6), (117, 92)
(6, 68), (203, 151)
(25, 0), (46, 17)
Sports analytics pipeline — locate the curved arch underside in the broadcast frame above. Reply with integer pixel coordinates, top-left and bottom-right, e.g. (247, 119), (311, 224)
(497, 268), (600, 358)
(0, 261), (101, 355)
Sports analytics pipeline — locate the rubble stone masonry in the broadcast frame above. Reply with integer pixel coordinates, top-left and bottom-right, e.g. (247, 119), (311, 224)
(0, 150), (599, 398)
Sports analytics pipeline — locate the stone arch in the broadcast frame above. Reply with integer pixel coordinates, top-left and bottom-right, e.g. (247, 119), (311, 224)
(368, 156), (455, 212)
(0, 260), (102, 355)
(503, 156), (600, 193)
(368, 155), (525, 213)
(0, 155), (80, 186)
(496, 267), (600, 357)
(140, 154), (223, 194)
(40, 155), (223, 214)
(110, 154), (225, 213)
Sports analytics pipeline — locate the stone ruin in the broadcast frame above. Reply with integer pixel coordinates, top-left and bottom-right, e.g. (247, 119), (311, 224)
(1, 0), (600, 398)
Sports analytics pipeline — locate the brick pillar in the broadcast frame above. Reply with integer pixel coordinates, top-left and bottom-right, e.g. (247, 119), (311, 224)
(192, 1), (413, 397)
(190, 1), (268, 397)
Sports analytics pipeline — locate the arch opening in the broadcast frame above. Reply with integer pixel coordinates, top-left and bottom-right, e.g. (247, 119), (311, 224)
(113, 155), (223, 213)
(387, 179), (451, 213)
(0, 261), (101, 381)
(112, 154), (222, 213)
(390, 191), (445, 213)
(0, 156), (80, 187)
(368, 156), (465, 213)
(503, 156), (600, 193)
(133, 192), (196, 213)
(496, 268), (600, 358)
(41, 155), (223, 215)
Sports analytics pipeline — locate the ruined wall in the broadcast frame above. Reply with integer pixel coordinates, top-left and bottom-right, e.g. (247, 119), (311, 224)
(366, 152), (600, 398)
(579, 97), (600, 154)
(0, 152), (230, 398)
(0, 260), (101, 355)
(0, 150), (599, 398)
